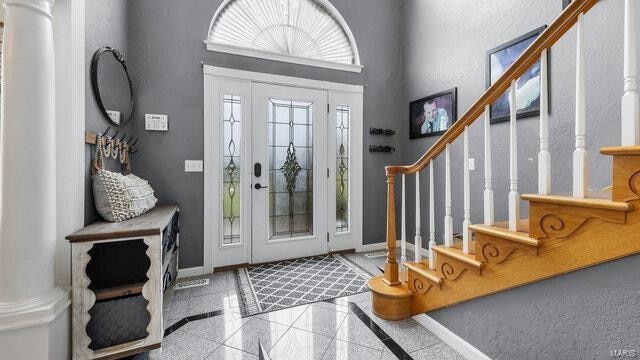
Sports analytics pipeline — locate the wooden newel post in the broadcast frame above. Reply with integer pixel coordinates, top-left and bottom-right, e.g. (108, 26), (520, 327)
(384, 172), (401, 285)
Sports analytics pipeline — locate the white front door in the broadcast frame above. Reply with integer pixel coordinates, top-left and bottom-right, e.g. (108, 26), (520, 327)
(250, 83), (328, 263)
(204, 67), (363, 272)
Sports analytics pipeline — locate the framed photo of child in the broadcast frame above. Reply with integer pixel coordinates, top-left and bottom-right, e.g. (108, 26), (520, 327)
(409, 88), (457, 139)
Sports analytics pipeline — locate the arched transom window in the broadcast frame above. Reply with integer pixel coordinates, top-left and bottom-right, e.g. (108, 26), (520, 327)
(206, 0), (362, 72)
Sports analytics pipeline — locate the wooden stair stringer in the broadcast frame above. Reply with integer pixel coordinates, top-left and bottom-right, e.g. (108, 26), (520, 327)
(408, 200), (640, 314)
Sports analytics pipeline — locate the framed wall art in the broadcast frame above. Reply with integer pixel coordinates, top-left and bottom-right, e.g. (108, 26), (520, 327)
(409, 88), (457, 139)
(486, 26), (548, 124)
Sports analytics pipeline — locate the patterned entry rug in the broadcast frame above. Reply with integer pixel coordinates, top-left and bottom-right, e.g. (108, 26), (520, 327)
(235, 254), (371, 316)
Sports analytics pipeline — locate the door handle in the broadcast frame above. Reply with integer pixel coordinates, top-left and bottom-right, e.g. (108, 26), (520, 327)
(254, 183), (269, 190)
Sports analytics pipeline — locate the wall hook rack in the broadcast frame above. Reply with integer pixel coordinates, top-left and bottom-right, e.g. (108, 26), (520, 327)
(369, 128), (396, 136)
(369, 145), (395, 153)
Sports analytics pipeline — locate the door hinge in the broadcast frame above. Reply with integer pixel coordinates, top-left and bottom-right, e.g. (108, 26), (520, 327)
(327, 168), (330, 178)
(327, 103), (330, 114)
(327, 233), (330, 242)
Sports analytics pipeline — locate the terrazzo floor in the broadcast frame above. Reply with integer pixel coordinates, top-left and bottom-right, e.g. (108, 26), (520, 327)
(160, 250), (464, 360)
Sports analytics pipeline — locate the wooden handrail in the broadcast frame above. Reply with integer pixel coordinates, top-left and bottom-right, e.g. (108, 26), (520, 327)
(386, 0), (599, 176)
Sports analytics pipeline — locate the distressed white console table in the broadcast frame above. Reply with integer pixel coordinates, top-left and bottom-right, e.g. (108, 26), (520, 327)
(66, 204), (179, 360)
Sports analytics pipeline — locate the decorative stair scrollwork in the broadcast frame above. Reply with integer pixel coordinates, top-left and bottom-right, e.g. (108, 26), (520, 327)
(529, 204), (627, 240)
(538, 213), (583, 240)
(478, 242), (518, 264)
(440, 262), (466, 281)
(411, 278), (433, 295)
(628, 171), (640, 199)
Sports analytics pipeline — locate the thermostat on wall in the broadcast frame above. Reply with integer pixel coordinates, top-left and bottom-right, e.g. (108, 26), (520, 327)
(145, 114), (169, 131)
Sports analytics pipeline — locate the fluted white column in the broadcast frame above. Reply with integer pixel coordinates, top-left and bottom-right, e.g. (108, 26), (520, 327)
(414, 172), (422, 262)
(573, 13), (588, 198)
(508, 80), (520, 231)
(463, 127), (471, 253)
(444, 144), (453, 246)
(539, 49), (551, 195)
(622, 0), (640, 146)
(428, 161), (436, 270)
(483, 105), (494, 226)
(0, 0), (69, 344)
(401, 174), (407, 271)
(1, 0), (59, 302)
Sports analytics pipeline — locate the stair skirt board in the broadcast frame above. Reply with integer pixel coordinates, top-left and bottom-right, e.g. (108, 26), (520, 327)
(412, 314), (493, 360)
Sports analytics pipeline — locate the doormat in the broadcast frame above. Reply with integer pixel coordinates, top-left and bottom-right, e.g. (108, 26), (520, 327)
(234, 254), (371, 316)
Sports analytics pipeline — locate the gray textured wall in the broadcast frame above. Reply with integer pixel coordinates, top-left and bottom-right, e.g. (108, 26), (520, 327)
(402, 0), (638, 358)
(85, 0), (134, 224)
(126, 0), (404, 268)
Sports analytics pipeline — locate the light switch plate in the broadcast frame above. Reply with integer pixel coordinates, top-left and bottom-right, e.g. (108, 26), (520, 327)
(145, 114), (169, 131)
(185, 160), (203, 173)
(469, 158), (476, 171)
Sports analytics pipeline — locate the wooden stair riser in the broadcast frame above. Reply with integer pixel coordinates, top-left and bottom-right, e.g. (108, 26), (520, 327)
(408, 200), (640, 314)
(433, 249), (482, 281)
(528, 202), (627, 240)
(474, 233), (538, 265)
(608, 152), (640, 202)
(407, 270), (438, 295)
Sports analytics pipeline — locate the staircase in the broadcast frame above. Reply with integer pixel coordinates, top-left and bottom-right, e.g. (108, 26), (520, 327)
(369, 0), (640, 320)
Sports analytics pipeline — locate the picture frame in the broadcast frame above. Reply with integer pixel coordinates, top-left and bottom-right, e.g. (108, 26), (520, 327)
(409, 88), (457, 139)
(486, 25), (548, 124)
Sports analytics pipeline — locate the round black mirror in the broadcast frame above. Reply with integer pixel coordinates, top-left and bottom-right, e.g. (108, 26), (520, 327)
(90, 47), (134, 126)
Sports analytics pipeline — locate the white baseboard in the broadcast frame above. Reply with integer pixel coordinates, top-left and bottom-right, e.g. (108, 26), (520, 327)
(355, 242), (387, 252)
(177, 266), (205, 279)
(413, 313), (492, 360)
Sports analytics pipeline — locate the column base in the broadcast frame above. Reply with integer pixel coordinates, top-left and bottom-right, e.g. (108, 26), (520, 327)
(0, 288), (71, 360)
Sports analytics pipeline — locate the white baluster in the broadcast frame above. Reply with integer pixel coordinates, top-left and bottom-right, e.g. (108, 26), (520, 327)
(573, 13), (588, 198)
(509, 80), (521, 231)
(463, 127), (471, 253)
(539, 49), (552, 195)
(483, 105), (494, 226)
(401, 174), (407, 274)
(622, 0), (640, 146)
(414, 172), (422, 262)
(428, 161), (436, 270)
(444, 144), (454, 246)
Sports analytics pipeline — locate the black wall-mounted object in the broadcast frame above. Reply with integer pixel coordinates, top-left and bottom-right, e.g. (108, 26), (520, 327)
(91, 46), (135, 126)
(369, 145), (395, 153)
(369, 128), (396, 136)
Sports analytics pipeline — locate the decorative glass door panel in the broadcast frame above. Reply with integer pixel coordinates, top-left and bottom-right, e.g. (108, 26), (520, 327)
(269, 99), (314, 240)
(252, 84), (328, 263)
(335, 105), (350, 233)
(223, 95), (242, 245)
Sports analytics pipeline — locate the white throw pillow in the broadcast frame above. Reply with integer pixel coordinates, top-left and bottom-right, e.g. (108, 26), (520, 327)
(93, 169), (158, 222)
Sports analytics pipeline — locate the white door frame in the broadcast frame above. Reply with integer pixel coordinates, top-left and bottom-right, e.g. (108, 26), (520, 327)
(203, 66), (363, 273)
